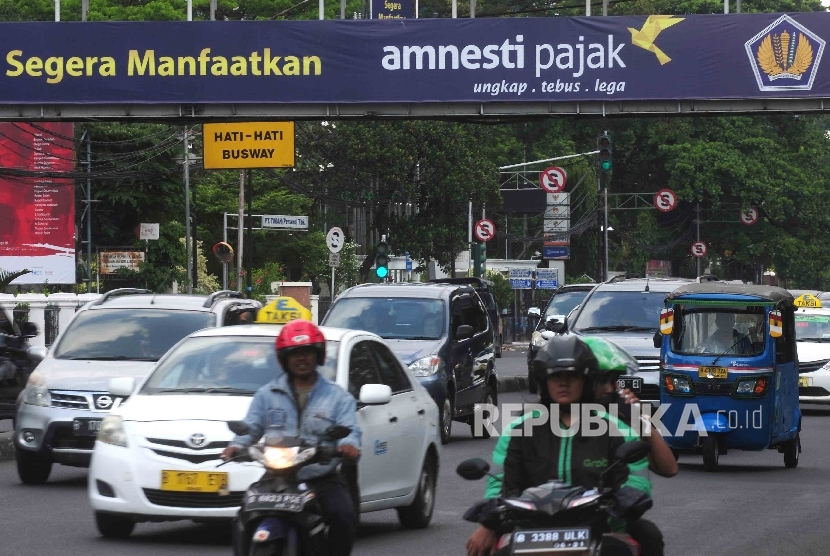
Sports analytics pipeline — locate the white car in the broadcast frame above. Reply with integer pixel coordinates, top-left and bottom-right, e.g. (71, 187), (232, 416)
(88, 324), (441, 538)
(795, 306), (830, 403)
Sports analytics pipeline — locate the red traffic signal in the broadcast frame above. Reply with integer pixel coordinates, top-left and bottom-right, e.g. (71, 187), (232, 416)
(213, 242), (234, 263)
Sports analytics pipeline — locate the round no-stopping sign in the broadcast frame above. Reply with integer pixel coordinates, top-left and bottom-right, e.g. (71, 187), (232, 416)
(540, 167), (567, 193)
(326, 227), (345, 253)
(654, 189), (678, 212)
(691, 241), (707, 258)
(740, 207), (759, 225)
(475, 219), (496, 242)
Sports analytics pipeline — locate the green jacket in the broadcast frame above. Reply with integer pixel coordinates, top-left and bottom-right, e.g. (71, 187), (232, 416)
(483, 408), (652, 530)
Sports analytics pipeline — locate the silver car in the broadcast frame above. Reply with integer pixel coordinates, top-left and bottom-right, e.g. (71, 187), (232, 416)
(14, 289), (260, 484)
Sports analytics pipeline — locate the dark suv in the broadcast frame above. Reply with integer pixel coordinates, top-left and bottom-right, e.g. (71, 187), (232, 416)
(526, 283), (595, 393)
(551, 277), (696, 403)
(0, 308), (38, 419)
(321, 282), (498, 444)
(429, 277), (503, 357)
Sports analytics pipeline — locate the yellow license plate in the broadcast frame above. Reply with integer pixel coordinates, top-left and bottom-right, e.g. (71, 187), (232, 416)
(698, 366), (728, 379)
(799, 376), (812, 387)
(160, 470), (228, 493)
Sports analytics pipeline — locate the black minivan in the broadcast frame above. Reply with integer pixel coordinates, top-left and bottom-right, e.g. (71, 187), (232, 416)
(321, 282), (498, 444)
(0, 307), (38, 419)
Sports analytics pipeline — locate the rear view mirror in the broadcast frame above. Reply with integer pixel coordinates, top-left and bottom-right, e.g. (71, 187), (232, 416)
(325, 425), (352, 440)
(615, 440), (651, 464)
(227, 420), (250, 436)
(653, 331), (661, 349)
(546, 315), (567, 333)
(456, 457), (490, 480)
(27, 346), (48, 363)
(528, 307), (541, 318)
(456, 324), (474, 340)
(20, 322), (38, 338)
(359, 384), (392, 406)
(108, 377), (135, 398)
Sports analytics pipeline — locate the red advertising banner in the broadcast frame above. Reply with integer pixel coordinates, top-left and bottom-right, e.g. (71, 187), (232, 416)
(0, 122), (76, 284)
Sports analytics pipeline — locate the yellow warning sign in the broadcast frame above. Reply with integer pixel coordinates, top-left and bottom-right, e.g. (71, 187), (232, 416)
(203, 122), (295, 169)
(794, 294), (822, 308)
(255, 296), (312, 324)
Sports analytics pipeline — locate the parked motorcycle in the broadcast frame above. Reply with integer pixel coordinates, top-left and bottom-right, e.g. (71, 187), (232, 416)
(220, 420), (352, 556)
(457, 440), (651, 556)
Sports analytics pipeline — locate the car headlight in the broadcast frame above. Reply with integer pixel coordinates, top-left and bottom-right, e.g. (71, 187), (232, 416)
(22, 371), (50, 407)
(409, 356), (443, 377)
(97, 415), (128, 447)
(734, 377), (769, 397)
(531, 331), (547, 348)
(662, 373), (693, 396)
(263, 446), (302, 470)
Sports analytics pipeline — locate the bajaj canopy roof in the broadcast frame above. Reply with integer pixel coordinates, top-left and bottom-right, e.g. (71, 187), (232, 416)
(667, 283), (795, 305)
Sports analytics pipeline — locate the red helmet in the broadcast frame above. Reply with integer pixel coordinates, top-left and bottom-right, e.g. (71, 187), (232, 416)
(275, 320), (326, 368)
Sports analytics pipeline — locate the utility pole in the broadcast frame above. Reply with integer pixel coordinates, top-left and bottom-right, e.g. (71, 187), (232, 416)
(696, 203), (701, 278)
(192, 195), (198, 290)
(246, 170), (253, 299)
(183, 126), (192, 294)
(468, 200), (473, 276)
(237, 171), (244, 293)
(79, 131), (93, 292)
(604, 187), (609, 281)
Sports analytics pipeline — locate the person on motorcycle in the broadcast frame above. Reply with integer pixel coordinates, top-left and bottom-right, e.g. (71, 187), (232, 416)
(221, 319), (362, 556)
(466, 335), (663, 556)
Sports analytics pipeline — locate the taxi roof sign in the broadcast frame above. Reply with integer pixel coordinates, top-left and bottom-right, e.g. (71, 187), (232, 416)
(794, 293), (822, 308)
(256, 296), (312, 324)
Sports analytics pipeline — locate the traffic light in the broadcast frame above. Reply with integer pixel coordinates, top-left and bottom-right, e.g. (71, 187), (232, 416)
(598, 133), (612, 172)
(472, 242), (487, 277)
(375, 240), (389, 280)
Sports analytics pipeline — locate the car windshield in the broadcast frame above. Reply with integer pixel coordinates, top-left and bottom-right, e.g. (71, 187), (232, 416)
(140, 336), (339, 394)
(795, 314), (830, 341)
(53, 309), (216, 362)
(572, 291), (663, 332)
(670, 306), (766, 357)
(323, 297), (445, 340)
(544, 290), (591, 323)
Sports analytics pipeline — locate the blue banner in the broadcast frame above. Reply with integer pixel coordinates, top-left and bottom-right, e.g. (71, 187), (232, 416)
(0, 13), (828, 104)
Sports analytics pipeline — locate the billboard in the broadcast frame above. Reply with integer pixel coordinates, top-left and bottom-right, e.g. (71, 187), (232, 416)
(0, 123), (75, 284)
(0, 14), (827, 104)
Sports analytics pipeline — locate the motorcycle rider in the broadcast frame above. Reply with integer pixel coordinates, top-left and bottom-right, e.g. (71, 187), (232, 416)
(221, 319), (361, 556)
(467, 335), (663, 556)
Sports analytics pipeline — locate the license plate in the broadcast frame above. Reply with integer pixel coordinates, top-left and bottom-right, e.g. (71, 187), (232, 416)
(72, 418), (102, 436)
(160, 471), (228, 493)
(617, 376), (642, 393)
(799, 376), (813, 387)
(699, 366), (728, 379)
(244, 492), (306, 512)
(512, 528), (591, 553)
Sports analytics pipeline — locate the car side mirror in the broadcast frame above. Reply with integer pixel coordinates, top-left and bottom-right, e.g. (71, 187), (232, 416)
(456, 324), (474, 341)
(653, 331), (662, 349)
(227, 420), (250, 436)
(456, 457), (490, 480)
(20, 322), (38, 338)
(546, 316), (567, 334)
(26, 346), (48, 363)
(359, 384), (392, 406)
(108, 377), (136, 398)
(615, 440), (651, 464)
(527, 307), (541, 318)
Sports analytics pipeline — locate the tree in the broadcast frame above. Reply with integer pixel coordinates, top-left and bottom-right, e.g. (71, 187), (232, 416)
(0, 269), (31, 290)
(486, 270), (514, 311)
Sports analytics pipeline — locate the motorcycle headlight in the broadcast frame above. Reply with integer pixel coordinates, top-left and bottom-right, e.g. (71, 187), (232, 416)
(409, 356), (443, 377)
(97, 415), (128, 447)
(262, 446), (300, 470)
(531, 331), (547, 348)
(22, 371), (50, 407)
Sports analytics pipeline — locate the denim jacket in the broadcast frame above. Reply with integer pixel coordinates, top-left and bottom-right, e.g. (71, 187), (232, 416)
(230, 371), (362, 481)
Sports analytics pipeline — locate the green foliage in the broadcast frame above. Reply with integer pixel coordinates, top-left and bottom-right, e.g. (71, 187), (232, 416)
(332, 241), (361, 295)
(0, 269), (31, 289)
(486, 270), (514, 310)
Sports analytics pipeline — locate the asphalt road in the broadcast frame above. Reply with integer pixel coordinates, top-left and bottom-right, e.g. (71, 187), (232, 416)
(2, 392), (830, 556)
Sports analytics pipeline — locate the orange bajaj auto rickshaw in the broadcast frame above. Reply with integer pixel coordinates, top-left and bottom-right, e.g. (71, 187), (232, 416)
(656, 283), (802, 471)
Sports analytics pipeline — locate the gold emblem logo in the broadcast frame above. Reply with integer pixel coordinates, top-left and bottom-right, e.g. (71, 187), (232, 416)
(745, 15), (825, 91)
(756, 30), (813, 80)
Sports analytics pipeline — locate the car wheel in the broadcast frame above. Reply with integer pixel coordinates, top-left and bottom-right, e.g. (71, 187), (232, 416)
(95, 512), (135, 539)
(471, 389), (495, 439)
(16, 447), (52, 485)
(396, 455), (436, 529)
(784, 433), (800, 468)
(440, 398), (453, 445)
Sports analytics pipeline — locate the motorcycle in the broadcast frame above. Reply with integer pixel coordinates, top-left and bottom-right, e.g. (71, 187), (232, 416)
(457, 440), (652, 556)
(220, 420), (353, 556)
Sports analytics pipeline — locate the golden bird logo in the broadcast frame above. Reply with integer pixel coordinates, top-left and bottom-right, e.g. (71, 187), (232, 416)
(628, 15), (685, 65)
(756, 30), (813, 80)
